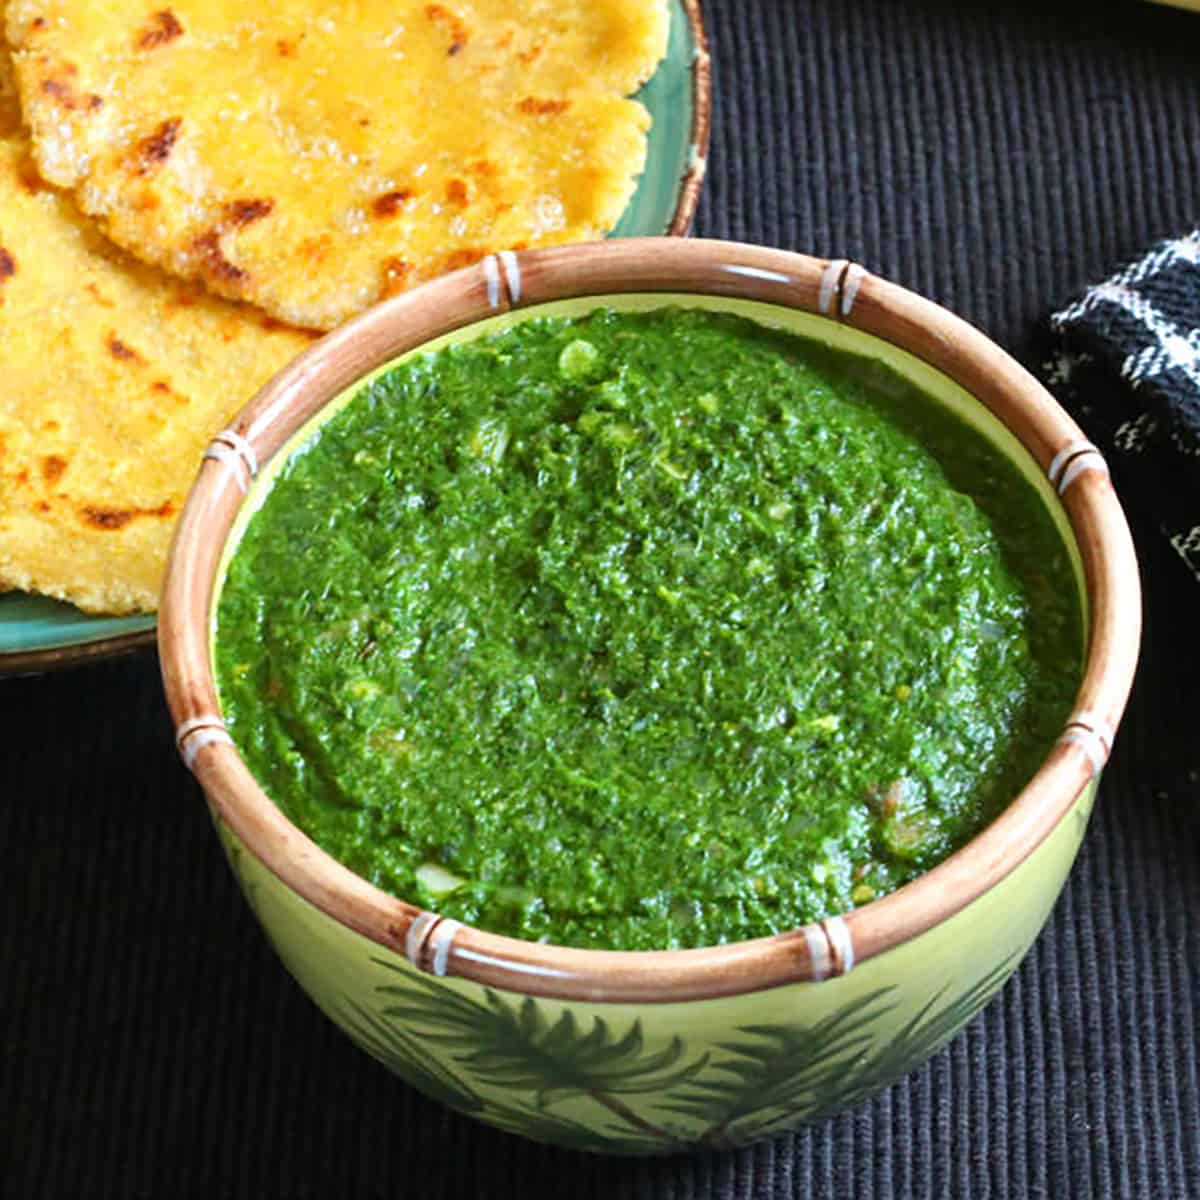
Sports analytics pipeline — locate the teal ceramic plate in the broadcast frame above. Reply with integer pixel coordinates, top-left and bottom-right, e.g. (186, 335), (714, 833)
(611, 0), (709, 240)
(0, 0), (710, 676)
(0, 595), (156, 675)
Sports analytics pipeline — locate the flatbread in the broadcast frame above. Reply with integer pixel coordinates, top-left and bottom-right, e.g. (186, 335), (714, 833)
(7, 1), (668, 330)
(0, 54), (313, 614)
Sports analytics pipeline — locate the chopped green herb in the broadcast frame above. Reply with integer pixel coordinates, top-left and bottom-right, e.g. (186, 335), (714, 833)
(216, 308), (1082, 951)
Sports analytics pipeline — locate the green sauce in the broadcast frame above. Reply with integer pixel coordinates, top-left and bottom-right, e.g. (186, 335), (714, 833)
(215, 307), (1082, 951)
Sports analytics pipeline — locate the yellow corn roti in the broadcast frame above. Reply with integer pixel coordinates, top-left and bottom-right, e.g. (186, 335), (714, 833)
(0, 55), (313, 614)
(7, 0), (668, 330)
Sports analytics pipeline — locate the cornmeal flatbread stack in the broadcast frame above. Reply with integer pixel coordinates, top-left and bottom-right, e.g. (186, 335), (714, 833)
(7, 0), (668, 330)
(0, 1), (667, 616)
(0, 52), (313, 613)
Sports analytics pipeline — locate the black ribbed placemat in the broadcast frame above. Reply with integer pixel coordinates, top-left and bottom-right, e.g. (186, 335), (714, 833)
(4, 2), (1200, 1196)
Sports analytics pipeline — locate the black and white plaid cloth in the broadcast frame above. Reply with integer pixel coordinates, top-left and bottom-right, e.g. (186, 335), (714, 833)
(1042, 229), (1200, 584)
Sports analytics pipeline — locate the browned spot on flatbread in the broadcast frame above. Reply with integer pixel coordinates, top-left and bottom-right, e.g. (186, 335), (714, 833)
(17, 158), (47, 193)
(81, 505), (133, 530)
(150, 379), (188, 404)
(37, 500), (51, 513)
(191, 229), (248, 287)
(30, 16), (46, 30)
(380, 257), (413, 297)
(135, 117), (181, 173)
(297, 233), (333, 266)
(41, 455), (67, 484)
(372, 189), (412, 218)
(441, 247), (485, 272)
(80, 499), (174, 531)
(445, 178), (469, 207)
(518, 97), (570, 116)
(40, 74), (103, 112)
(84, 282), (115, 307)
(276, 37), (298, 57)
(106, 332), (145, 363)
(517, 45), (542, 64)
(0, 246), (13, 306)
(425, 3), (470, 55)
(137, 10), (184, 51)
(216, 315), (242, 343)
(224, 198), (274, 227)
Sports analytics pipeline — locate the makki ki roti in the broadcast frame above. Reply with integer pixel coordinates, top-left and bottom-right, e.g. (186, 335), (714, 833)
(0, 54), (313, 615)
(6, 0), (670, 331)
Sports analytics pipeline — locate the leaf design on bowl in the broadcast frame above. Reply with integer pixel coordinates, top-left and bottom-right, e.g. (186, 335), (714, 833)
(658, 988), (894, 1146)
(819, 954), (1020, 1104)
(334, 951), (1022, 1151)
(365, 959), (709, 1146)
(337, 995), (486, 1116)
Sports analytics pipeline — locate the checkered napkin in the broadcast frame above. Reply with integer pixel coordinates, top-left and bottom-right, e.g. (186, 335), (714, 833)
(1042, 230), (1200, 584)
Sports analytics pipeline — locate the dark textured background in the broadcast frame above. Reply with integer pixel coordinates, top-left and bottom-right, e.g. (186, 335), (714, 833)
(4, 1), (1200, 1196)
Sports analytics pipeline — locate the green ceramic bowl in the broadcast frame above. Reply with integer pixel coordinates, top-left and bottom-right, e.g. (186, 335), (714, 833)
(159, 239), (1140, 1154)
(0, 0), (709, 676)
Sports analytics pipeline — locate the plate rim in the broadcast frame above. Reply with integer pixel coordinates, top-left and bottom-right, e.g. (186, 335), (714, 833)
(0, 623), (156, 676)
(666, 0), (712, 236)
(0, 0), (711, 677)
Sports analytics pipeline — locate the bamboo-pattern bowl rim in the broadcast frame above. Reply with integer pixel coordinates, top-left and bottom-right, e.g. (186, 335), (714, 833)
(158, 238), (1141, 1004)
